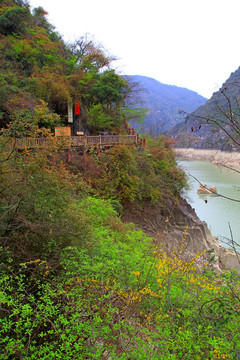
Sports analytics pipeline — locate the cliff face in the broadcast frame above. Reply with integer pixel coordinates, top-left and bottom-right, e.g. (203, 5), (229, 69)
(168, 66), (240, 150)
(123, 197), (240, 274)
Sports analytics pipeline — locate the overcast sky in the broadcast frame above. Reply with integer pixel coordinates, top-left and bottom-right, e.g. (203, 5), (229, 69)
(29, 0), (240, 99)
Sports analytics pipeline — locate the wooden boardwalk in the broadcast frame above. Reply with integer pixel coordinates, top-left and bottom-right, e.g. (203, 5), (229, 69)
(14, 134), (141, 150)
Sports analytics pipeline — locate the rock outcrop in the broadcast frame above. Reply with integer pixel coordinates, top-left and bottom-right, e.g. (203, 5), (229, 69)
(197, 184), (217, 194)
(123, 197), (240, 274)
(220, 250), (240, 274)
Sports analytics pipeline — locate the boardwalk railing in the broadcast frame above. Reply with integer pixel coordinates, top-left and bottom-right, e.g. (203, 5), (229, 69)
(14, 135), (139, 150)
(14, 137), (50, 149)
(71, 135), (138, 146)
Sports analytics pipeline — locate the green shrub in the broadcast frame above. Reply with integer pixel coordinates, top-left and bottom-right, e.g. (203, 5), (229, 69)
(77, 142), (186, 207)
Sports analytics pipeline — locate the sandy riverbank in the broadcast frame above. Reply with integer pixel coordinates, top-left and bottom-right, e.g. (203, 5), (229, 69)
(175, 148), (240, 170)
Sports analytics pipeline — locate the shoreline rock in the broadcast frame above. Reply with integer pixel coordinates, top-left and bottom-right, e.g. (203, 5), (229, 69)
(175, 147), (240, 170)
(197, 184), (217, 194)
(123, 198), (240, 275)
(173, 148), (240, 274)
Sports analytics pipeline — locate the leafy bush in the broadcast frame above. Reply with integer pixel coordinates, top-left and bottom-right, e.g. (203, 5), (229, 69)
(0, 131), (88, 266)
(1, 215), (240, 359)
(0, 6), (30, 36)
(73, 141), (186, 207)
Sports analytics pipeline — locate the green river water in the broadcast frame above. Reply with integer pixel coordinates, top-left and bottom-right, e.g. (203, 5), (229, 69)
(178, 160), (240, 248)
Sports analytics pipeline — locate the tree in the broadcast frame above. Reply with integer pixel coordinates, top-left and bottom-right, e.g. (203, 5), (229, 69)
(87, 103), (114, 133)
(32, 7), (53, 31)
(0, 6), (30, 36)
(90, 70), (128, 106)
(70, 34), (115, 73)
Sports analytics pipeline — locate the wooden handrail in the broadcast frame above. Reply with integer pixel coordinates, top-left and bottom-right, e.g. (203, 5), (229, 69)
(13, 134), (139, 149)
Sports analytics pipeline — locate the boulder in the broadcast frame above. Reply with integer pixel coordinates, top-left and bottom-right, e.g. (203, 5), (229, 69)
(220, 250), (240, 275)
(197, 184), (217, 194)
(209, 185), (217, 194)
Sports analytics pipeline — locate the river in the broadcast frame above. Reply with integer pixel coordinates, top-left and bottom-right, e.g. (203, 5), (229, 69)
(178, 160), (240, 248)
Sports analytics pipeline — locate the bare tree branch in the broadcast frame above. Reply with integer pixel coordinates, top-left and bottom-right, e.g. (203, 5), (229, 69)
(185, 171), (240, 203)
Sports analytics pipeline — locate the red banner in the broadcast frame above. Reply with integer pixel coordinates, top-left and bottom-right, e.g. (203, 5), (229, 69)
(74, 100), (80, 115)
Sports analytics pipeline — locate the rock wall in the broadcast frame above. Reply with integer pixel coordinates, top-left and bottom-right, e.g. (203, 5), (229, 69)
(123, 197), (240, 275)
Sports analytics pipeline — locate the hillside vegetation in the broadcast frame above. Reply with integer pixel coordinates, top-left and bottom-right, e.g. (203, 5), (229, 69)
(2, 119), (240, 359)
(0, 0), (143, 134)
(1, 1), (240, 359)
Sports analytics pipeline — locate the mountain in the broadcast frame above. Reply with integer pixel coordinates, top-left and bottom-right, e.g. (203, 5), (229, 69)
(168, 67), (240, 150)
(125, 75), (207, 135)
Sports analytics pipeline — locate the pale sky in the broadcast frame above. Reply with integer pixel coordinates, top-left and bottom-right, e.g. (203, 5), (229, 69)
(29, 0), (240, 99)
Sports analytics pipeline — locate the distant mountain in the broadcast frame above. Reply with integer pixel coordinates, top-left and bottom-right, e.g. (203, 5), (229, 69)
(168, 67), (240, 150)
(125, 75), (207, 135)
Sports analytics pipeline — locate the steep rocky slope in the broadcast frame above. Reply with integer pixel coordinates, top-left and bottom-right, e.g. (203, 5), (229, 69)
(123, 197), (240, 274)
(168, 67), (240, 149)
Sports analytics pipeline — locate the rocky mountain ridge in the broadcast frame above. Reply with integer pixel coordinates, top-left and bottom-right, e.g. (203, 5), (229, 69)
(168, 67), (240, 149)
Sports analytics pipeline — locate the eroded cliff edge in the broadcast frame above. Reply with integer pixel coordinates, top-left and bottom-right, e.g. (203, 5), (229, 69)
(123, 197), (240, 275)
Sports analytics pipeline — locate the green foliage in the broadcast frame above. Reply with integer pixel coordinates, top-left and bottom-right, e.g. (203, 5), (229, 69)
(0, 126), (240, 359)
(87, 103), (114, 132)
(70, 34), (112, 72)
(77, 141), (186, 206)
(32, 6), (55, 33)
(0, 2), (140, 133)
(91, 70), (129, 106)
(0, 6), (30, 36)
(121, 106), (146, 126)
(32, 99), (62, 130)
(1, 213), (240, 359)
(0, 131), (89, 265)
(7, 100), (62, 137)
(86, 145), (141, 204)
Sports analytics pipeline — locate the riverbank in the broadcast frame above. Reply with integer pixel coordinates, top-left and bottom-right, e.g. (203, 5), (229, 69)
(175, 148), (240, 170)
(175, 152), (240, 274)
